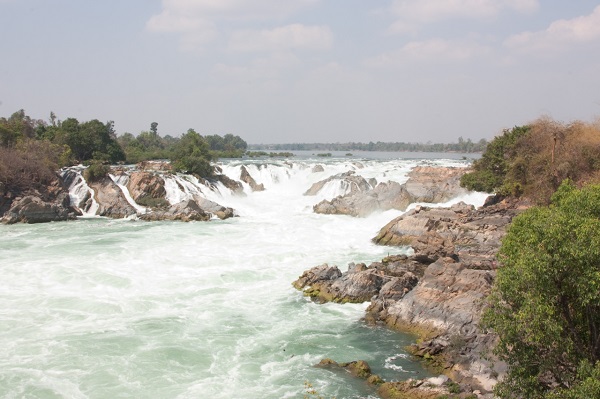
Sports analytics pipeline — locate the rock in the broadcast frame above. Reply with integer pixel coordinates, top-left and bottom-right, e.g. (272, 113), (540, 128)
(293, 257), (423, 304)
(127, 171), (167, 202)
(1, 194), (75, 224)
(404, 166), (468, 203)
(192, 196), (235, 220)
(304, 171), (373, 196)
(140, 199), (211, 222)
(88, 177), (137, 218)
(240, 165), (265, 191)
(312, 166), (469, 217)
(136, 160), (172, 172)
(292, 264), (342, 290)
(311, 164), (324, 173)
(315, 358), (381, 384)
(212, 174), (245, 196)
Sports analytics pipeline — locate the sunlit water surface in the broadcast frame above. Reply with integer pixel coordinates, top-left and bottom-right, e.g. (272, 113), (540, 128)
(0, 155), (487, 399)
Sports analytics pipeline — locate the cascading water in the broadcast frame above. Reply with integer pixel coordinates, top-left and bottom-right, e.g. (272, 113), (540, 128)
(1, 155), (488, 399)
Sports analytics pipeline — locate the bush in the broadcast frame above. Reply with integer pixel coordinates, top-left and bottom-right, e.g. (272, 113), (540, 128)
(84, 162), (111, 182)
(483, 181), (600, 398)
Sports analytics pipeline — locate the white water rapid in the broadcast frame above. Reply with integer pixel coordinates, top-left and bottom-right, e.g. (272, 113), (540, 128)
(0, 154), (487, 399)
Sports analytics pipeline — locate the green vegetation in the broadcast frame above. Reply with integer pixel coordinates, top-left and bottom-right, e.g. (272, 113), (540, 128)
(483, 181), (600, 398)
(83, 162), (111, 182)
(461, 118), (600, 203)
(316, 153), (332, 157)
(171, 129), (214, 177)
(460, 125), (530, 194)
(0, 110), (250, 190)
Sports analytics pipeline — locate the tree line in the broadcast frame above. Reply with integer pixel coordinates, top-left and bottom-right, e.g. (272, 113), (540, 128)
(0, 109), (247, 192)
(250, 137), (487, 153)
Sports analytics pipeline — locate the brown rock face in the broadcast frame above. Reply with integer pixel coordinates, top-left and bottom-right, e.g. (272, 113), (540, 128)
(127, 171), (167, 202)
(88, 177), (137, 218)
(240, 166), (265, 191)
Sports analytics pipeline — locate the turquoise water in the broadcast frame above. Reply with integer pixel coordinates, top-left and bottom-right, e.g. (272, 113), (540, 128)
(0, 158), (486, 398)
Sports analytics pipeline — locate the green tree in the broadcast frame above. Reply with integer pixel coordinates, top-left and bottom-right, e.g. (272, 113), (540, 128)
(56, 118), (125, 163)
(460, 125), (530, 194)
(483, 180), (600, 398)
(171, 129), (213, 177)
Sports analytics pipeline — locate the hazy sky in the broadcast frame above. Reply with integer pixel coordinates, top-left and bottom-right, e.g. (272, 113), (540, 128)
(1, 1), (599, 144)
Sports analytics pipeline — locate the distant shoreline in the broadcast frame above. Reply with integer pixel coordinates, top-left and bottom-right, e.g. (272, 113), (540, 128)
(248, 139), (486, 153)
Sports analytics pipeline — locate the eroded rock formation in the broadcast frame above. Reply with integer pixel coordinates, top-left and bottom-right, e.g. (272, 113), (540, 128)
(294, 198), (528, 395)
(312, 166), (468, 217)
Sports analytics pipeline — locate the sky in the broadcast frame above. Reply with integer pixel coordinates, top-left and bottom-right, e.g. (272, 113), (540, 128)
(1, 0), (600, 144)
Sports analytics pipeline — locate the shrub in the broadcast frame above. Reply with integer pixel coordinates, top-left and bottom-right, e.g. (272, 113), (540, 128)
(84, 162), (111, 182)
(483, 181), (600, 397)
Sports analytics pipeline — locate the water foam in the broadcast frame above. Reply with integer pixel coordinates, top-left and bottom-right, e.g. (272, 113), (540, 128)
(2, 155), (484, 398)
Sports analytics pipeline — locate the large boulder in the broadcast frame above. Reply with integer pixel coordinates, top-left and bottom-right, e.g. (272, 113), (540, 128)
(1, 194), (75, 224)
(140, 199), (211, 222)
(304, 171), (375, 196)
(240, 165), (265, 192)
(127, 171), (167, 202)
(88, 177), (137, 218)
(404, 166), (468, 203)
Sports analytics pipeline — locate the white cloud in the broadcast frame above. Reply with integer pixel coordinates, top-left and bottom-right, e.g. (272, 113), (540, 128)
(388, 0), (539, 33)
(505, 5), (600, 53)
(228, 24), (333, 52)
(365, 38), (490, 67)
(146, 0), (321, 51)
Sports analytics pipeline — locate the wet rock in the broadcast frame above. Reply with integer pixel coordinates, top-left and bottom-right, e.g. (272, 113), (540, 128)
(127, 171), (167, 202)
(311, 164), (324, 173)
(212, 174), (245, 196)
(88, 177), (137, 218)
(1, 194), (75, 224)
(304, 171), (373, 196)
(140, 199), (211, 222)
(240, 165), (265, 191)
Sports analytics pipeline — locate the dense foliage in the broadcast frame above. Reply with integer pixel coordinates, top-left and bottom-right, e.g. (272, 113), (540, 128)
(461, 118), (600, 203)
(0, 111), (250, 187)
(483, 181), (600, 398)
(171, 129), (214, 177)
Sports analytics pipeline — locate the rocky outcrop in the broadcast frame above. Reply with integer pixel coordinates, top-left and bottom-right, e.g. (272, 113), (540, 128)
(1, 175), (79, 224)
(136, 160), (172, 172)
(139, 199), (212, 222)
(240, 166), (265, 191)
(313, 181), (411, 217)
(88, 177), (138, 218)
(294, 198), (527, 394)
(311, 164), (324, 173)
(126, 171), (167, 202)
(312, 166), (468, 217)
(315, 358), (459, 399)
(293, 257), (422, 304)
(304, 171), (375, 196)
(212, 174), (245, 196)
(1, 194), (76, 224)
(404, 166), (468, 203)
